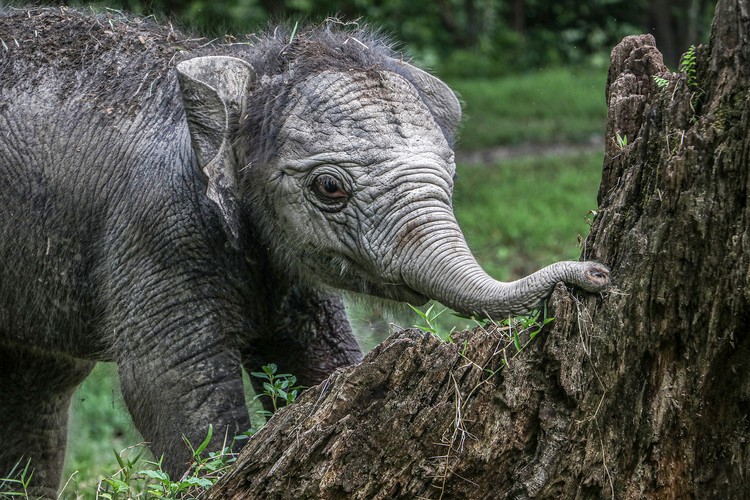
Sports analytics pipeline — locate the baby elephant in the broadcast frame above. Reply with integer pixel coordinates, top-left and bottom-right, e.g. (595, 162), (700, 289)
(0, 8), (609, 496)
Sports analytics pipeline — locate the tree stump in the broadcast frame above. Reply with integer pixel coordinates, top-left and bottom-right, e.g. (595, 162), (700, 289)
(207, 0), (750, 497)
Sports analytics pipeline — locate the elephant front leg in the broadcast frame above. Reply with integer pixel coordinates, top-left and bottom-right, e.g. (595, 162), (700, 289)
(243, 285), (363, 412)
(0, 344), (94, 498)
(117, 337), (250, 479)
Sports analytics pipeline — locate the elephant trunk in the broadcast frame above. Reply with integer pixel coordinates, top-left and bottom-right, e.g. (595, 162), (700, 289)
(397, 209), (609, 319)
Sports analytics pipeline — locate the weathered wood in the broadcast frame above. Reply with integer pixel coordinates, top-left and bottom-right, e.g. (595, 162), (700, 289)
(209, 325), (559, 499)
(207, 0), (750, 497)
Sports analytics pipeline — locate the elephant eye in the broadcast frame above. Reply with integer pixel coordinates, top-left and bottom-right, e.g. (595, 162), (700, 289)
(314, 174), (348, 201)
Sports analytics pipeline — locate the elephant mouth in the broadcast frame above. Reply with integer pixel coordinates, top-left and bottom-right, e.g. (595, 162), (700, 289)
(366, 281), (428, 305)
(318, 253), (428, 305)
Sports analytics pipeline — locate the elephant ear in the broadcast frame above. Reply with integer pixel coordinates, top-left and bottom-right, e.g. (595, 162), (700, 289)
(176, 56), (255, 245)
(388, 60), (462, 137)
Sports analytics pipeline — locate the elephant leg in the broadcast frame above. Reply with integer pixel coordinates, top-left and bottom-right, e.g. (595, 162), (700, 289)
(244, 284), (363, 412)
(117, 338), (249, 479)
(0, 344), (94, 498)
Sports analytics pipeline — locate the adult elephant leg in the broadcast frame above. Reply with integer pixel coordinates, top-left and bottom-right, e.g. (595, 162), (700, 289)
(243, 284), (362, 413)
(0, 344), (94, 498)
(117, 332), (250, 479)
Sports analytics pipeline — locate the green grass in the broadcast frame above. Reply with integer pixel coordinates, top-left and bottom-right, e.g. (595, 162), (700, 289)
(62, 366), (265, 497)
(49, 66), (607, 497)
(448, 67), (608, 150)
(64, 364), (144, 496)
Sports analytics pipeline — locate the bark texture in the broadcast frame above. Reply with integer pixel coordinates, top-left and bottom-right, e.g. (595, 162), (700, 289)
(207, 0), (750, 497)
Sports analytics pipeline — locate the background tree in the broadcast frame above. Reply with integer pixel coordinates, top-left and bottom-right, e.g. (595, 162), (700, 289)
(646, 0), (716, 64)
(56, 0), (715, 72)
(205, 0), (750, 496)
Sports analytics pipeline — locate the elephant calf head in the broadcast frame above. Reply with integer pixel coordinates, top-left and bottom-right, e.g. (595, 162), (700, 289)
(177, 26), (609, 320)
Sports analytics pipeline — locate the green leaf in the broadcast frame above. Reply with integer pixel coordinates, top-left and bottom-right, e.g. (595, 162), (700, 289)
(181, 476), (215, 488)
(204, 458), (228, 472)
(194, 424), (214, 457)
(408, 303), (428, 320)
(113, 449), (126, 470)
(652, 75), (669, 89)
(263, 364), (277, 376)
(615, 131), (628, 148)
(513, 329), (522, 352)
(234, 431), (252, 441)
(103, 478), (130, 493)
(139, 469), (170, 482)
(288, 20), (299, 44)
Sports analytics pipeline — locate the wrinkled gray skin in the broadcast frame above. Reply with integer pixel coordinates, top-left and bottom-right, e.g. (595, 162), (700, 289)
(0, 9), (609, 496)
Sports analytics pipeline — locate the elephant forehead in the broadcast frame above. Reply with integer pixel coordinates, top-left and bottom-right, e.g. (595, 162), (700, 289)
(280, 70), (452, 160)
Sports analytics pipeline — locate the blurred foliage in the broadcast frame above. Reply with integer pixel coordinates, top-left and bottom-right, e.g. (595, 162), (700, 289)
(57, 0), (716, 76)
(449, 66), (608, 149)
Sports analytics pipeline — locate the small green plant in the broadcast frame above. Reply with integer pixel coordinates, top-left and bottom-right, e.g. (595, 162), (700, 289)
(408, 303), (450, 337)
(96, 424), (246, 499)
(506, 309), (554, 346)
(614, 131), (628, 149)
(679, 44), (699, 89)
(679, 44), (705, 116)
(66, 364), (287, 498)
(288, 20), (299, 43)
(251, 363), (303, 417)
(474, 309), (555, 369)
(137, 428), (221, 498)
(652, 75), (670, 89)
(0, 459), (34, 498)
(98, 445), (146, 498)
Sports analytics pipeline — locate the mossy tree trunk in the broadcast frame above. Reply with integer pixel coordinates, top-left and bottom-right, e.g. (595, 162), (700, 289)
(207, 0), (750, 497)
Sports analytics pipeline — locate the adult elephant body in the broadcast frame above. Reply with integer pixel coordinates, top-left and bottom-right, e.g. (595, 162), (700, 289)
(0, 8), (608, 496)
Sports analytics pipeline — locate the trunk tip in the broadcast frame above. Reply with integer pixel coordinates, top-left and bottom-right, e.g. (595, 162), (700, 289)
(578, 261), (610, 292)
